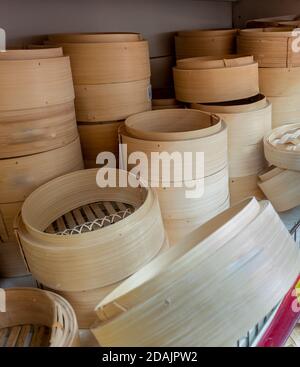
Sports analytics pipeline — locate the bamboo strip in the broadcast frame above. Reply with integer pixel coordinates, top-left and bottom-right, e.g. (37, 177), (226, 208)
(93, 198), (299, 347)
(0, 101), (78, 158)
(229, 176), (265, 206)
(0, 288), (79, 347)
(15, 169), (166, 292)
(75, 79), (151, 122)
(48, 33), (142, 44)
(173, 55), (259, 103)
(175, 29), (237, 60)
(246, 15), (300, 28)
(0, 47), (63, 60)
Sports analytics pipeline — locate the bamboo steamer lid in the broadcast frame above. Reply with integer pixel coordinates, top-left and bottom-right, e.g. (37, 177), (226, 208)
(0, 57), (74, 111)
(259, 67), (300, 97)
(173, 55), (259, 103)
(93, 198), (299, 346)
(0, 137), (84, 203)
(0, 288), (79, 347)
(75, 78), (151, 122)
(238, 27), (300, 67)
(15, 169), (166, 292)
(49, 41), (150, 84)
(229, 175), (265, 205)
(0, 101), (78, 159)
(48, 32), (142, 43)
(268, 95), (300, 128)
(0, 47), (63, 60)
(264, 123), (300, 171)
(0, 241), (28, 278)
(175, 29), (237, 60)
(258, 167), (300, 212)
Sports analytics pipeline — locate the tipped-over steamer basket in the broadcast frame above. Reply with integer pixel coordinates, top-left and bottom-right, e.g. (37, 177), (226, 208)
(15, 169), (166, 292)
(92, 198), (299, 347)
(175, 29), (237, 60)
(0, 288), (79, 347)
(173, 55), (259, 103)
(238, 27), (300, 68)
(264, 123), (300, 171)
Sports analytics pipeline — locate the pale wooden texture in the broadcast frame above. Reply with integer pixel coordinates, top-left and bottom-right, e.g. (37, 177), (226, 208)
(0, 288), (79, 347)
(173, 56), (259, 103)
(175, 29), (237, 60)
(48, 33), (142, 43)
(16, 169), (166, 292)
(93, 198), (299, 347)
(0, 101), (78, 158)
(0, 138), (83, 203)
(75, 79), (151, 122)
(0, 47), (63, 60)
(268, 95), (300, 128)
(229, 175), (265, 206)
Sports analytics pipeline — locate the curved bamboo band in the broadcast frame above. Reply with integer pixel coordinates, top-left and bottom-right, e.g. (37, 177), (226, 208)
(238, 27), (300, 67)
(0, 57), (74, 111)
(0, 101), (78, 159)
(258, 167), (300, 212)
(173, 55), (259, 103)
(268, 95), (300, 128)
(0, 47), (63, 60)
(175, 29), (237, 60)
(0, 138), (83, 203)
(0, 288), (79, 347)
(50, 41), (150, 84)
(16, 169), (166, 292)
(229, 175), (265, 205)
(264, 123), (300, 171)
(48, 33), (142, 43)
(92, 198), (299, 347)
(74, 78), (151, 122)
(259, 67), (300, 97)
(246, 15), (300, 28)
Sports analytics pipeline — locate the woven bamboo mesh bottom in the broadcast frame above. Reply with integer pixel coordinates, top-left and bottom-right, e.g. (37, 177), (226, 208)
(0, 325), (51, 347)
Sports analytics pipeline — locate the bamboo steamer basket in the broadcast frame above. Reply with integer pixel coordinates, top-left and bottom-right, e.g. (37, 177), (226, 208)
(75, 78), (151, 122)
(268, 95), (300, 128)
(0, 101), (78, 158)
(264, 123), (300, 171)
(78, 121), (123, 168)
(48, 41), (150, 85)
(92, 198), (299, 347)
(229, 176), (265, 205)
(238, 27), (300, 68)
(0, 57), (74, 111)
(191, 95), (272, 176)
(173, 55), (259, 103)
(15, 169), (166, 292)
(258, 167), (300, 212)
(259, 67), (300, 97)
(0, 241), (28, 278)
(0, 138), (83, 203)
(175, 29), (237, 60)
(0, 288), (79, 347)
(43, 240), (169, 328)
(48, 33), (142, 43)
(0, 47), (63, 60)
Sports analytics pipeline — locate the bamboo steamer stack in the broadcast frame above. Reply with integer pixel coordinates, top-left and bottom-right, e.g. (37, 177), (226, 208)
(259, 123), (300, 212)
(175, 29), (237, 60)
(0, 48), (83, 278)
(238, 27), (300, 128)
(15, 169), (167, 328)
(191, 94), (271, 205)
(173, 55), (265, 203)
(120, 109), (229, 245)
(92, 197), (300, 347)
(46, 33), (152, 168)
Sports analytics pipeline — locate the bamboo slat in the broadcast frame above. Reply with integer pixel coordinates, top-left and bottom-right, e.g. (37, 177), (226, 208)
(48, 33), (142, 43)
(264, 123), (300, 171)
(75, 78), (151, 122)
(15, 169), (166, 292)
(229, 175), (265, 206)
(0, 47), (63, 60)
(0, 138), (83, 203)
(93, 198), (299, 347)
(0, 288), (79, 347)
(258, 167), (300, 212)
(0, 57), (74, 111)
(78, 121), (123, 168)
(0, 101), (78, 158)
(175, 29), (237, 60)
(173, 55), (259, 103)
(238, 27), (300, 67)
(246, 15), (300, 28)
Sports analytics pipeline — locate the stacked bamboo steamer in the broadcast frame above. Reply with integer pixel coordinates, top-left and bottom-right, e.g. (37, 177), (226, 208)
(192, 95), (271, 205)
(259, 123), (300, 212)
(238, 27), (300, 128)
(175, 29), (237, 60)
(0, 48), (83, 278)
(15, 169), (167, 328)
(92, 197), (299, 347)
(173, 55), (266, 203)
(46, 33), (152, 168)
(119, 109), (229, 245)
